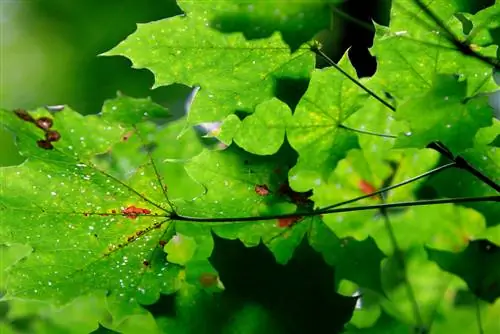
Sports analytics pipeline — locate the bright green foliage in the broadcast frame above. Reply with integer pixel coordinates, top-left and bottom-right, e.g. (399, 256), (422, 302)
(217, 98), (292, 155)
(1, 0), (500, 333)
(366, 0), (498, 100)
(105, 0), (315, 125)
(459, 2), (500, 46)
(395, 74), (493, 153)
(287, 55), (366, 186)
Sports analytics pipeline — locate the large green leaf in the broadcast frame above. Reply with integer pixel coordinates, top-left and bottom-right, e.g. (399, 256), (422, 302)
(0, 104), (183, 311)
(105, 0), (315, 125)
(287, 54), (368, 188)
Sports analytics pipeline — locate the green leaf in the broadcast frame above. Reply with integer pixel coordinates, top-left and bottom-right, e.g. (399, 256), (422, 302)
(287, 54), (367, 187)
(164, 234), (197, 265)
(218, 98), (292, 155)
(210, 0), (342, 51)
(366, 0), (498, 100)
(427, 239), (500, 303)
(0, 104), (184, 310)
(395, 74), (493, 153)
(308, 219), (386, 296)
(460, 2), (500, 46)
(428, 144), (499, 227)
(104, 0), (315, 125)
(101, 94), (170, 125)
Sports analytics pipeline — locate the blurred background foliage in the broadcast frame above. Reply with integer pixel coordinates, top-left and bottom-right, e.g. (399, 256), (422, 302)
(0, 0), (190, 166)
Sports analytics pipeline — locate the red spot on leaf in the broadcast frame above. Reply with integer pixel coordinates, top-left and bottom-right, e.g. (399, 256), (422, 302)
(122, 205), (151, 219)
(143, 260), (150, 267)
(254, 184), (270, 196)
(358, 180), (379, 199)
(277, 216), (302, 228)
(199, 273), (218, 288)
(36, 117), (53, 130)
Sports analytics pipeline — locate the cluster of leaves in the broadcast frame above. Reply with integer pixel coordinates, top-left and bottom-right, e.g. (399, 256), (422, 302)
(1, 0), (499, 333)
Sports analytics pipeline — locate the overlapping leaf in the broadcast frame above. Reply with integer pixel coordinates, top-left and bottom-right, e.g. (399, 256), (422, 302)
(209, 0), (342, 51)
(366, 0), (498, 101)
(286, 54), (368, 188)
(395, 74), (493, 153)
(105, 0), (315, 126)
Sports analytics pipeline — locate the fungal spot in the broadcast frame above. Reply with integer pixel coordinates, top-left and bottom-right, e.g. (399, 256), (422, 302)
(159, 240), (167, 247)
(254, 184), (270, 196)
(37, 139), (54, 150)
(36, 117), (53, 130)
(14, 109), (34, 122)
(122, 131), (134, 142)
(46, 130), (61, 142)
(143, 260), (150, 267)
(122, 205), (151, 219)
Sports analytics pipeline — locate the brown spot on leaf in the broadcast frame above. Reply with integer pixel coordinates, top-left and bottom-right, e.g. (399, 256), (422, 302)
(14, 109), (34, 122)
(277, 216), (302, 228)
(37, 139), (54, 150)
(122, 131), (134, 142)
(46, 130), (61, 142)
(36, 117), (53, 130)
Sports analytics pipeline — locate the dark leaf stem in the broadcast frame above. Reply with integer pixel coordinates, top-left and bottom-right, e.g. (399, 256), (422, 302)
(339, 124), (397, 138)
(310, 46), (396, 112)
(171, 195), (499, 224)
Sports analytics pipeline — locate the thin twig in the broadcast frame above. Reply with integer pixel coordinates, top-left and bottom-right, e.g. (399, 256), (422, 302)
(475, 297), (485, 334)
(320, 162), (456, 211)
(339, 124), (397, 138)
(378, 192), (425, 329)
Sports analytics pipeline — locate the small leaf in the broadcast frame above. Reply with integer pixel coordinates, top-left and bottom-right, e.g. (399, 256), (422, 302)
(164, 234), (198, 265)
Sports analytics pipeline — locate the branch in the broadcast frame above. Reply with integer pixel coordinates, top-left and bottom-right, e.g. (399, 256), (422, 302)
(171, 195), (499, 224)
